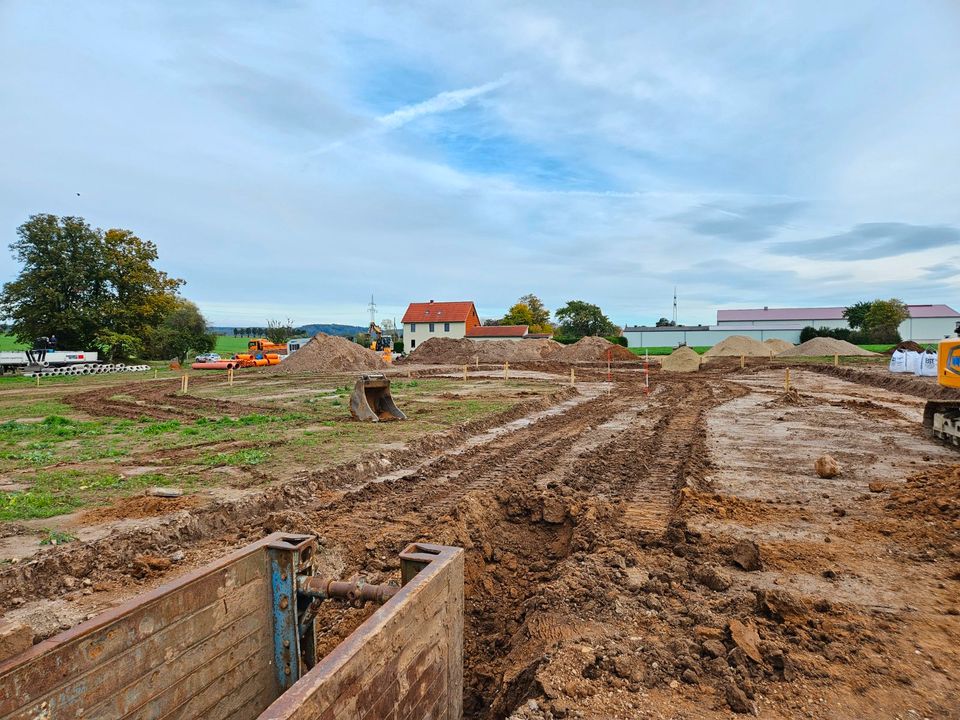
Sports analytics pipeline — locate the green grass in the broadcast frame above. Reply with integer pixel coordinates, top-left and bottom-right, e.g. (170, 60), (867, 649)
(38, 529), (78, 545)
(213, 336), (256, 355)
(200, 448), (271, 466)
(629, 346), (711, 356)
(0, 335), (28, 351)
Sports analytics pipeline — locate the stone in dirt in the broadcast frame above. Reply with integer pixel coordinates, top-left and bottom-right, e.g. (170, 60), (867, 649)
(0, 621), (34, 662)
(146, 486), (183, 498)
(730, 540), (762, 571)
(728, 619), (763, 664)
(725, 681), (756, 714)
(694, 564), (732, 592)
(815, 454), (841, 479)
(660, 345), (701, 373)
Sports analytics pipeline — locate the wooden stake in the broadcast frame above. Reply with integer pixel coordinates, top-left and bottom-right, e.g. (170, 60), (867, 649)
(463, 365), (468, 381)
(154, 369), (158, 379)
(570, 367), (575, 386)
(834, 353), (839, 367)
(228, 368), (234, 385)
(740, 354), (745, 369)
(784, 367), (791, 391)
(504, 361), (509, 380)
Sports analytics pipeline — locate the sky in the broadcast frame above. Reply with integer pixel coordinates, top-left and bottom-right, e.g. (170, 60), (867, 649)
(1, 1), (959, 327)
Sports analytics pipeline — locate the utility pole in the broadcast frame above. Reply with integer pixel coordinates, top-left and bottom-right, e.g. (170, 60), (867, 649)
(368, 295), (377, 326)
(672, 286), (678, 325)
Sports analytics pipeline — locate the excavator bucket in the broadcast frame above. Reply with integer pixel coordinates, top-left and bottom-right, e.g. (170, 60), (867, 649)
(349, 373), (406, 422)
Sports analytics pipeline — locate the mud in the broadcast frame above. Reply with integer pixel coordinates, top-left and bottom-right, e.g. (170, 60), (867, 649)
(2, 365), (959, 718)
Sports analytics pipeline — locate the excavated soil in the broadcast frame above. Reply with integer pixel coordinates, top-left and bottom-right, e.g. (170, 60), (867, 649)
(764, 338), (795, 354)
(3, 367), (959, 719)
(703, 335), (772, 358)
(405, 337), (564, 364)
(555, 336), (636, 362)
(778, 337), (877, 357)
(269, 332), (387, 372)
(660, 345), (701, 372)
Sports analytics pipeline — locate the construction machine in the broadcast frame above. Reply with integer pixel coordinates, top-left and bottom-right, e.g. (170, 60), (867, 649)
(922, 321), (960, 447)
(368, 323), (394, 363)
(349, 374), (406, 422)
(248, 338), (288, 354)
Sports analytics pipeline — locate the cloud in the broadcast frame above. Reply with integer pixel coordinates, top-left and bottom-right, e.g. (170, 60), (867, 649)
(664, 201), (806, 241)
(773, 223), (960, 260)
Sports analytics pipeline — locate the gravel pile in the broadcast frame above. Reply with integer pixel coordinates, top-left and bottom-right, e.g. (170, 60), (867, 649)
(703, 335), (772, 358)
(660, 346), (701, 372)
(777, 337), (877, 357)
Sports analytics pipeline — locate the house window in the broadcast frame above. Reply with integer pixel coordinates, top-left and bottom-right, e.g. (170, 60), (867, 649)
(410, 339), (416, 348)
(444, 323), (450, 332)
(410, 323), (416, 332)
(429, 323), (435, 332)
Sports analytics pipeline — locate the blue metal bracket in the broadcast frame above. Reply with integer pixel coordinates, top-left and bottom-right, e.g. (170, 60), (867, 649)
(266, 535), (317, 693)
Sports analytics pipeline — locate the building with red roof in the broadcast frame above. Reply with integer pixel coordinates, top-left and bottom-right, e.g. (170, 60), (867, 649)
(401, 301), (480, 350)
(465, 325), (529, 340)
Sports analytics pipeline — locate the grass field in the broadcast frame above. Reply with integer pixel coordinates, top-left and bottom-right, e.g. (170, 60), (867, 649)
(0, 335), (27, 351)
(630, 343), (898, 356)
(213, 335), (256, 355)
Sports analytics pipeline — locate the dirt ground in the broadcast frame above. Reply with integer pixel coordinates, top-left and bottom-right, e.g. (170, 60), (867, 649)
(1, 362), (958, 719)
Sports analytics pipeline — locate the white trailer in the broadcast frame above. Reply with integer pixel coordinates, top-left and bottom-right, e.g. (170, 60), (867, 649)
(0, 349), (99, 373)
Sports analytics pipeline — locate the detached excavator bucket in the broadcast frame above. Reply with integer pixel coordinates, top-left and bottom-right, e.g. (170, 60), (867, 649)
(349, 373), (407, 422)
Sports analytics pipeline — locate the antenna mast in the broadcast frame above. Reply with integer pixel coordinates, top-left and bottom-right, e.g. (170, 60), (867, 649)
(368, 295), (377, 326)
(672, 286), (678, 325)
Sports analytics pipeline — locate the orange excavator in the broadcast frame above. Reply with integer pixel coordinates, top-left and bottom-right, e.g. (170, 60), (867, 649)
(922, 321), (960, 447)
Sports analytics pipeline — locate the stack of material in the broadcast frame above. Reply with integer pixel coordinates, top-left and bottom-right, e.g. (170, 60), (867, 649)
(405, 337), (564, 364)
(703, 335), (772, 358)
(777, 338), (877, 357)
(763, 338), (794, 354)
(660, 346), (701, 372)
(269, 333), (387, 372)
(554, 336), (636, 361)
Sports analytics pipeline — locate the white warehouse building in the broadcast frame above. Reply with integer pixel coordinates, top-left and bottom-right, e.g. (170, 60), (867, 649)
(623, 304), (960, 349)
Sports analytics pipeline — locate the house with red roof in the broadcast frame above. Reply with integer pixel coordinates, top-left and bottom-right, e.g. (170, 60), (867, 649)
(401, 301), (481, 350)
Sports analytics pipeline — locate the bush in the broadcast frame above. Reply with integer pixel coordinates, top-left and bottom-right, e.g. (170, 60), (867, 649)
(393, 340), (404, 353)
(604, 335), (628, 347)
(800, 324), (898, 345)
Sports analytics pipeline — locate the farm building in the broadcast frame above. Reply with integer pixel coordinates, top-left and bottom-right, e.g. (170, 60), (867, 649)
(466, 325), (529, 341)
(623, 303), (960, 348)
(402, 300), (480, 350)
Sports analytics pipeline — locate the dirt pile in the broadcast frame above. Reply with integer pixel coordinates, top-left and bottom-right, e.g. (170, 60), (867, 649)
(885, 340), (926, 354)
(270, 333), (387, 372)
(660, 345), (701, 373)
(555, 336), (635, 361)
(405, 337), (564, 364)
(703, 335), (772, 358)
(763, 338), (794, 354)
(777, 337), (877, 357)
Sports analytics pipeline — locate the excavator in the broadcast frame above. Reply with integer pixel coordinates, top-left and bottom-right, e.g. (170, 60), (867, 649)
(922, 321), (960, 447)
(368, 322), (394, 363)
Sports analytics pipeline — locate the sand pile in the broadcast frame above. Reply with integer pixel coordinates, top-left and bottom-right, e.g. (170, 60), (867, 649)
(764, 338), (794, 354)
(405, 337), (564, 364)
(703, 335), (772, 358)
(555, 336), (635, 362)
(777, 337), (877, 357)
(660, 345), (701, 373)
(270, 333), (387, 372)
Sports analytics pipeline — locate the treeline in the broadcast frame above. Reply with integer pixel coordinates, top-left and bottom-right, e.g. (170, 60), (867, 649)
(0, 214), (215, 363)
(482, 294), (623, 342)
(801, 298), (910, 345)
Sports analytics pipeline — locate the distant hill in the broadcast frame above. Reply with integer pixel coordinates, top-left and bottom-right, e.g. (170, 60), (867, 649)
(209, 324), (364, 338)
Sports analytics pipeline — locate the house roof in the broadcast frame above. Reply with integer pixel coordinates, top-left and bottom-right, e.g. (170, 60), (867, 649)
(466, 325), (529, 338)
(717, 304), (960, 322)
(402, 301), (477, 324)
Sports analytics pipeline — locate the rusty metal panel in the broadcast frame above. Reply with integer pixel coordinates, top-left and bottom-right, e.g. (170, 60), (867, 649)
(0, 533), (299, 720)
(257, 543), (464, 720)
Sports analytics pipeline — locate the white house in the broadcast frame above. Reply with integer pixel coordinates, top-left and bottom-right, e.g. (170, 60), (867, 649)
(402, 301), (480, 350)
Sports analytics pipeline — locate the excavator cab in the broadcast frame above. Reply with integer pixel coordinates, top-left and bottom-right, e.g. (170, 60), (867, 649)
(349, 374), (406, 422)
(922, 321), (960, 447)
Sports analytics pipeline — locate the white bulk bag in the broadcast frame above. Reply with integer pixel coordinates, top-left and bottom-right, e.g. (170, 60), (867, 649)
(888, 349), (907, 373)
(917, 351), (938, 377)
(904, 350), (921, 374)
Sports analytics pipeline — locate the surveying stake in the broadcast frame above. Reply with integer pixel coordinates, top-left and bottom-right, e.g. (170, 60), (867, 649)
(643, 350), (650, 395)
(607, 348), (612, 382)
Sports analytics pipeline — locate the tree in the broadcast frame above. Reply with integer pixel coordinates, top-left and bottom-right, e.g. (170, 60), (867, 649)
(0, 214), (182, 349)
(655, 317), (675, 327)
(518, 294), (553, 333)
(265, 318), (296, 344)
(842, 301), (873, 330)
(863, 298), (908, 343)
(94, 331), (144, 362)
(501, 302), (535, 327)
(554, 300), (618, 340)
(145, 298), (215, 364)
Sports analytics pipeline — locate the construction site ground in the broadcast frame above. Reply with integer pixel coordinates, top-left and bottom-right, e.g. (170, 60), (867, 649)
(1, 361), (959, 719)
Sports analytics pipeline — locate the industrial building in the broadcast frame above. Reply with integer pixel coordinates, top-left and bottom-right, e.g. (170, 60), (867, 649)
(623, 304), (960, 348)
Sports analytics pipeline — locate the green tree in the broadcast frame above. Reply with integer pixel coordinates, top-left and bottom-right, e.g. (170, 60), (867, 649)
(145, 298), (214, 363)
(501, 302), (535, 327)
(518, 293), (553, 333)
(0, 215), (182, 349)
(863, 298), (908, 343)
(655, 317), (675, 327)
(842, 301), (873, 330)
(554, 300), (618, 340)
(265, 318), (296, 345)
(94, 331), (144, 362)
